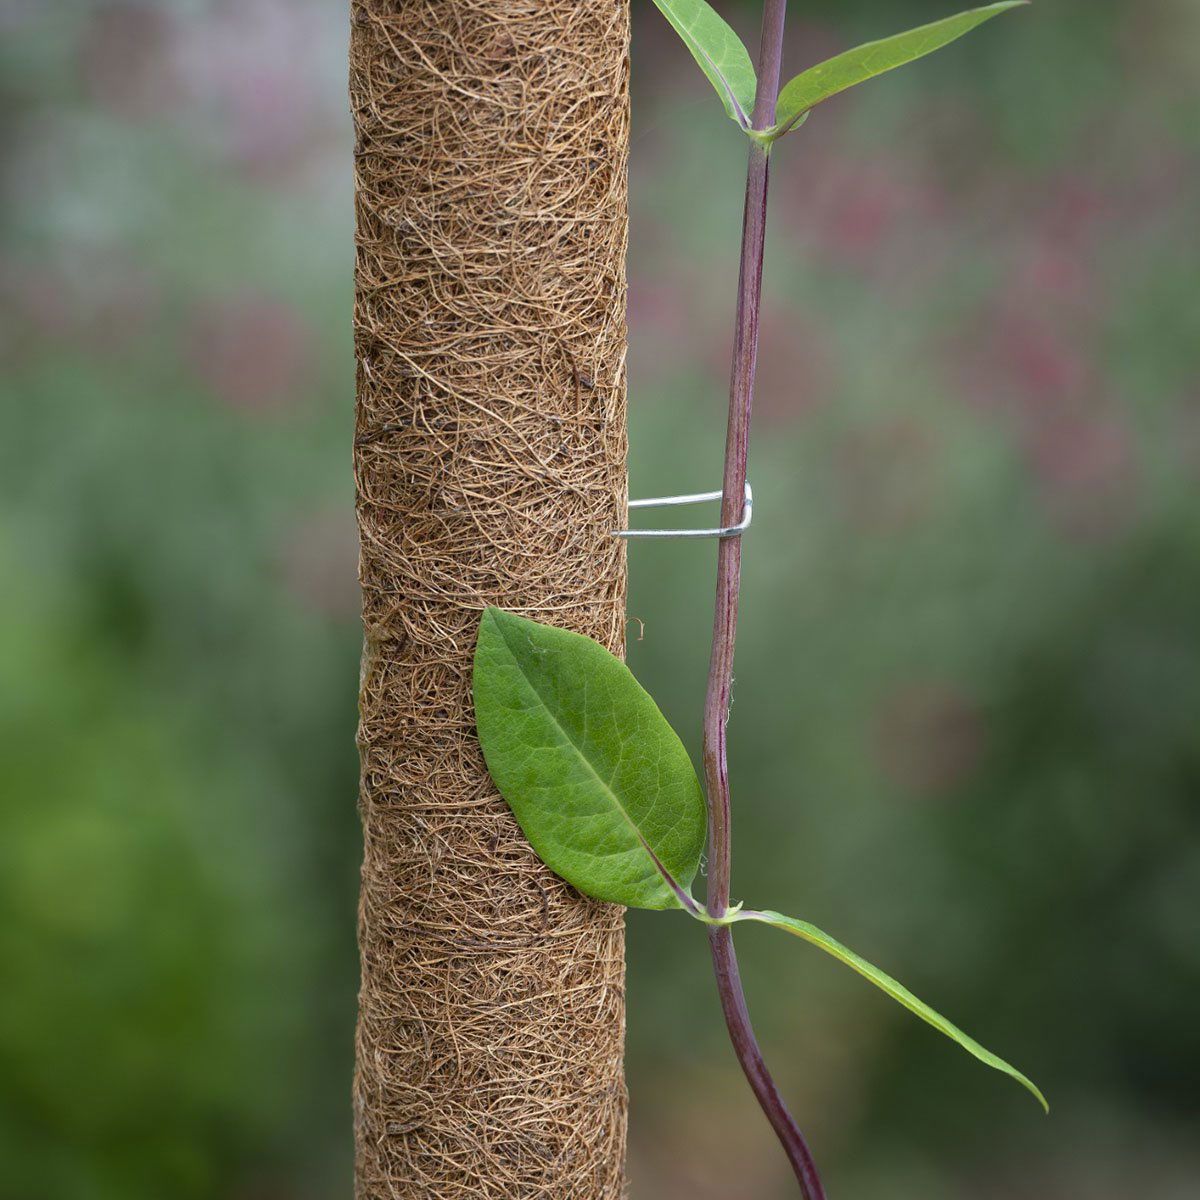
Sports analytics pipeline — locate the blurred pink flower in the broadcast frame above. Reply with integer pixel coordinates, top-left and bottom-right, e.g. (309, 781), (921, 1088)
(828, 185), (896, 258)
(187, 294), (312, 414)
(1038, 177), (1108, 248)
(952, 309), (1095, 418)
(808, 161), (925, 269)
(0, 254), (161, 360)
(1015, 243), (1095, 310)
(747, 308), (834, 425)
(1005, 319), (1092, 402)
(1023, 410), (1139, 541)
(78, 3), (181, 119)
(170, 0), (336, 175)
(778, 130), (945, 282)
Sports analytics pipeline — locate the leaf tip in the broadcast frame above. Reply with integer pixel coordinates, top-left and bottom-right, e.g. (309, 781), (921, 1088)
(1002, 1063), (1048, 1113)
(475, 606), (516, 671)
(479, 604), (523, 635)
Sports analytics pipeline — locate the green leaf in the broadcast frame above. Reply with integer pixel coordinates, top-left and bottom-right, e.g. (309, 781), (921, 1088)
(735, 908), (1049, 1111)
(651, 0), (758, 128)
(472, 608), (707, 910)
(772, 2), (1029, 136)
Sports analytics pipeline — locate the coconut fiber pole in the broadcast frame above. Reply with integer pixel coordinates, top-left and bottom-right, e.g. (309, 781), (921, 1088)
(349, 2), (630, 1196)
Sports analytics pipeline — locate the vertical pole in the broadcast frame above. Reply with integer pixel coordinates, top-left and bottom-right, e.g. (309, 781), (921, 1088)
(349, 3), (630, 1197)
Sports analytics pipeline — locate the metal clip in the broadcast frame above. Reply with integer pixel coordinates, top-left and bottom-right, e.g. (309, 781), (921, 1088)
(612, 481), (753, 539)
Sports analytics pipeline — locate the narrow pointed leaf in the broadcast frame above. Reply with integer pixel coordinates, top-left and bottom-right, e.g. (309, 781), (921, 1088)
(472, 608), (706, 910)
(651, 0), (757, 128)
(773, 2), (1028, 134)
(737, 909), (1048, 1111)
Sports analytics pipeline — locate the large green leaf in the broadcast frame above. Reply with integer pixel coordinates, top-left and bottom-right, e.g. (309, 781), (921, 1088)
(651, 0), (758, 128)
(773, 2), (1028, 135)
(735, 908), (1049, 1111)
(472, 608), (707, 910)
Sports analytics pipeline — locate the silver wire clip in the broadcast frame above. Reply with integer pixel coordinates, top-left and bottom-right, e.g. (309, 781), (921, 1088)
(612, 481), (753, 539)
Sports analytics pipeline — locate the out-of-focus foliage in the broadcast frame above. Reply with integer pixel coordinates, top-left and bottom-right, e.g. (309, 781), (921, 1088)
(2, 1), (1197, 1198)
(1, 4), (360, 1195)
(0, 541), (302, 1198)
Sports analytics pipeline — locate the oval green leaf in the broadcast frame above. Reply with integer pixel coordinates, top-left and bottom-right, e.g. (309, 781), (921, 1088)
(736, 908), (1048, 1112)
(651, 0), (758, 128)
(773, 2), (1029, 136)
(472, 608), (706, 910)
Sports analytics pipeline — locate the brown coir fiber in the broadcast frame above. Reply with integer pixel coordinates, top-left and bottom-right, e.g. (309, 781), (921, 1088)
(350, 2), (630, 1196)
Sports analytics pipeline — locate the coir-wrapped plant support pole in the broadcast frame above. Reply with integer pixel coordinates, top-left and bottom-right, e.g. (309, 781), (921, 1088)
(349, 2), (631, 1196)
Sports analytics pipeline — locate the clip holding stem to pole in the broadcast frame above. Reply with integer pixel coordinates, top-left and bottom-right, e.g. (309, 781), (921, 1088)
(612, 481), (753, 539)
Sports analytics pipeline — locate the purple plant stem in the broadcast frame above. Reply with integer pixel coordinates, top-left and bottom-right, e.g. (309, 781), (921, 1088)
(708, 926), (825, 1197)
(702, 2), (826, 1197)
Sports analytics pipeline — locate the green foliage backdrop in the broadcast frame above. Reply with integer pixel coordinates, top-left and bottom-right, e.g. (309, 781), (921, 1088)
(2, 2), (1197, 1197)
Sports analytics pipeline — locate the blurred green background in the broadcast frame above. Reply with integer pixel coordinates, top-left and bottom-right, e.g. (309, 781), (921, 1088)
(2, 1), (1197, 1197)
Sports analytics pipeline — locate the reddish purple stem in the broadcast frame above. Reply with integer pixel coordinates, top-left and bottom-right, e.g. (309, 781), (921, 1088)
(701, 2), (826, 1196)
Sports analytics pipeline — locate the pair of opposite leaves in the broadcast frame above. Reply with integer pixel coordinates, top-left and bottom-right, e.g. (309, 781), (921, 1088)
(474, 607), (1046, 1112)
(651, 0), (1029, 140)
